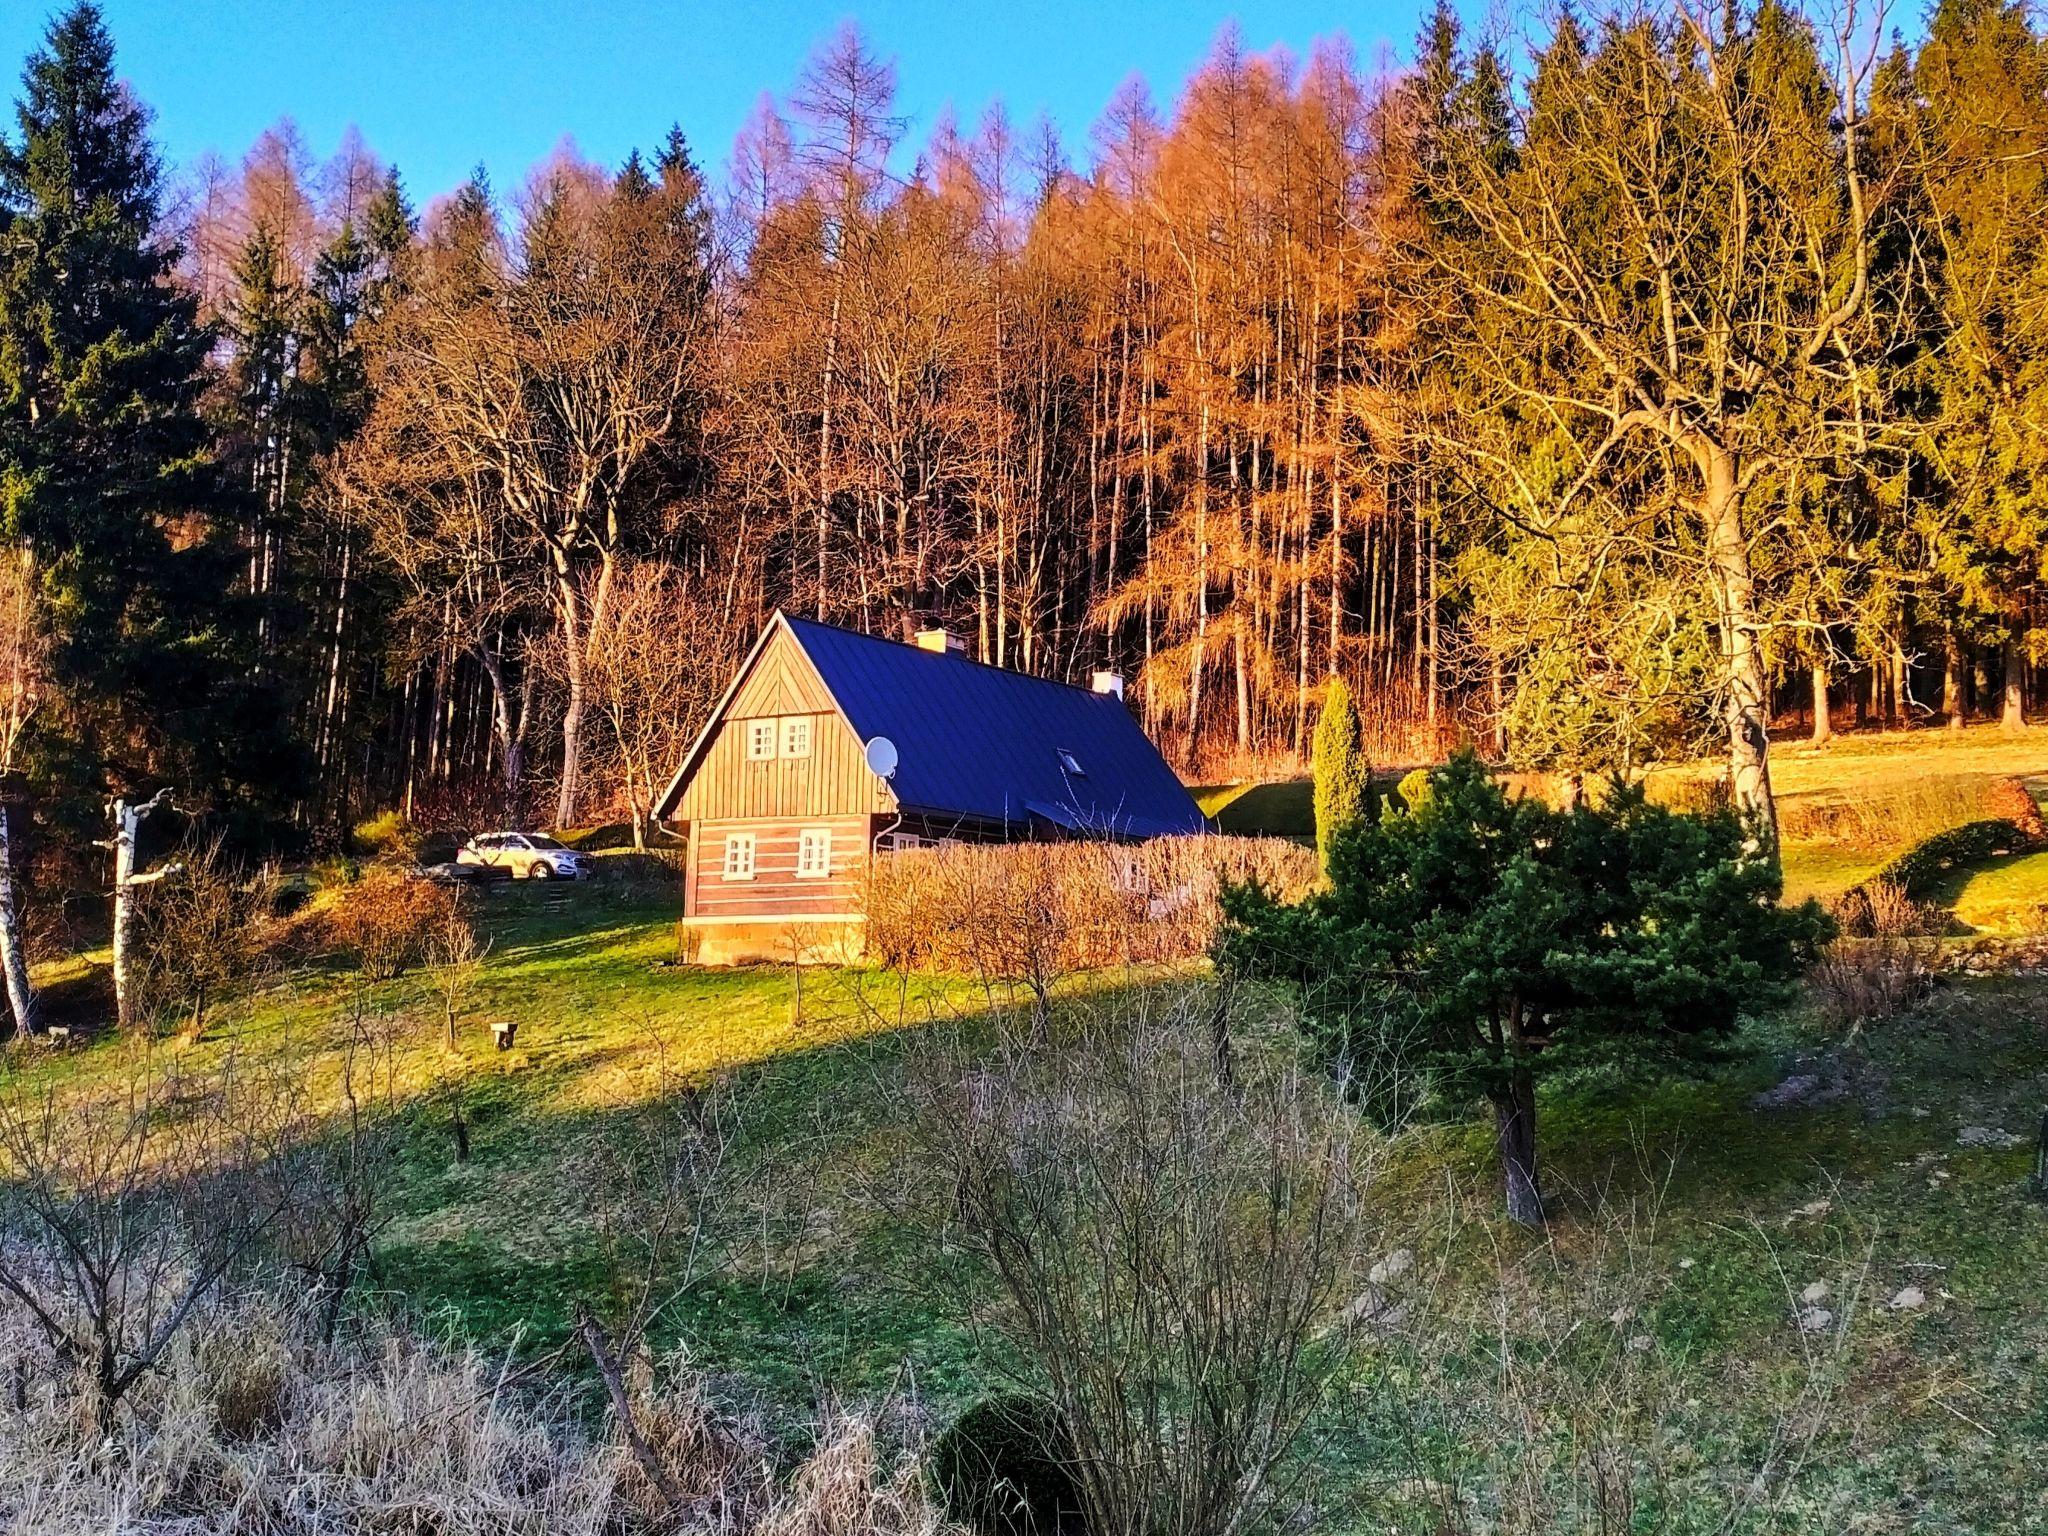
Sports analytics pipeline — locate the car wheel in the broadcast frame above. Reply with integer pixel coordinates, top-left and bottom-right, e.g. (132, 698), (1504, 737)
(528, 862), (553, 881)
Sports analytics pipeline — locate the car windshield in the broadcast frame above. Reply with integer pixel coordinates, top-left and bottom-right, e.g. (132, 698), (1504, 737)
(525, 835), (567, 850)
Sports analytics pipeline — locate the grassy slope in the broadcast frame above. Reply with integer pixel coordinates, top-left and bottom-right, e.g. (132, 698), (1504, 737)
(14, 731), (2048, 1521)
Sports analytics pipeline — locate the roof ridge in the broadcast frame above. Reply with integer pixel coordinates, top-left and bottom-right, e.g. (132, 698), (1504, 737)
(781, 612), (1124, 704)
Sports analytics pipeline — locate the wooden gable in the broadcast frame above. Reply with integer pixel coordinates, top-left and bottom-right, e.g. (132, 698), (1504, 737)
(668, 619), (893, 823)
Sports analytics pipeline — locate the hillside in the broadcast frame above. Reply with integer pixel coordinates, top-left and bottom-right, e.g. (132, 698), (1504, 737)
(5, 730), (2045, 1525)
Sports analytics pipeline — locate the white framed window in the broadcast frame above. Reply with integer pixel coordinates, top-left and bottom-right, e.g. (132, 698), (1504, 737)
(780, 717), (813, 758)
(745, 720), (776, 760)
(878, 831), (931, 853)
(796, 827), (832, 878)
(721, 833), (757, 880)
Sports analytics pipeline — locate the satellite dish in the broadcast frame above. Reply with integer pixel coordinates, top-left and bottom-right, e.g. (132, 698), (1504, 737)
(864, 735), (899, 781)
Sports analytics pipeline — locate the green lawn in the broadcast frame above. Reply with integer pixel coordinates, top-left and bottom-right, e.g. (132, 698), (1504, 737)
(1198, 723), (2048, 911)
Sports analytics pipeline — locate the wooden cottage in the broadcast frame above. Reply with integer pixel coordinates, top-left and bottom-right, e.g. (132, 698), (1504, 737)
(653, 612), (1205, 964)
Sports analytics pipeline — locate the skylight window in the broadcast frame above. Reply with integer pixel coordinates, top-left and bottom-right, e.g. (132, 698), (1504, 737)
(1057, 748), (1086, 777)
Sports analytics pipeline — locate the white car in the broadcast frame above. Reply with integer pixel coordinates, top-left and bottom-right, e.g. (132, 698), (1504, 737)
(456, 832), (593, 881)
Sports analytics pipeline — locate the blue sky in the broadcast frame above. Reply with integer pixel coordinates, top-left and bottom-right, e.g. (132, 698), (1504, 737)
(0, 0), (1444, 206)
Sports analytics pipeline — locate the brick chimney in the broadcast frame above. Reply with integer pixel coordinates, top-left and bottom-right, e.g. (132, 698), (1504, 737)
(1091, 670), (1125, 700)
(914, 626), (965, 655)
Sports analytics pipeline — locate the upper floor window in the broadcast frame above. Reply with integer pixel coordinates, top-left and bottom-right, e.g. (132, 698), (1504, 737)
(781, 717), (812, 758)
(746, 720), (776, 760)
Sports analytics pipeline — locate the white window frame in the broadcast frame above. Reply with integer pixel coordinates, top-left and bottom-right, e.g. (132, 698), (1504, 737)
(745, 720), (776, 760)
(780, 716), (813, 759)
(796, 826), (832, 879)
(721, 832), (757, 880)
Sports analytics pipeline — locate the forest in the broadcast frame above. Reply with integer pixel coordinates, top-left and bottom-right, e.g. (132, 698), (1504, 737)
(2, 0), (2043, 882)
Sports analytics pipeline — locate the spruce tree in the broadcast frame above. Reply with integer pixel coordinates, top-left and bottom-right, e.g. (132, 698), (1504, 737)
(1310, 676), (1369, 873)
(0, 3), (296, 841)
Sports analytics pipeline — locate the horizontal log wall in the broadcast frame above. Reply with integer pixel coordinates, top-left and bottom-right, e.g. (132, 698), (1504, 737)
(684, 814), (872, 922)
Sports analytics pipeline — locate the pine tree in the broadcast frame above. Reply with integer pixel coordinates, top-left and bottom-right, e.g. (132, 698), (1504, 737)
(1311, 676), (1369, 872)
(1222, 753), (1830, 1224)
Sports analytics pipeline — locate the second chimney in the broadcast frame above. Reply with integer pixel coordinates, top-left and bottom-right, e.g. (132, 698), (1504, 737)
(915, 627), (965, 655)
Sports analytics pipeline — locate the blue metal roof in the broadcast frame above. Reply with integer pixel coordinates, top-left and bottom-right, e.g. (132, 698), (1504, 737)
(784, 616), (1206, 838)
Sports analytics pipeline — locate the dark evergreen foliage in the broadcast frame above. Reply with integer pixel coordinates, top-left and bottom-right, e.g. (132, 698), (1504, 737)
(1219, 753), (1832, 1221)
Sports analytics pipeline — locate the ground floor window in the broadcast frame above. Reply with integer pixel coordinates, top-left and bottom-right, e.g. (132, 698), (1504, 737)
(797, 827), (832, 877)
(721, 832), (756, 879)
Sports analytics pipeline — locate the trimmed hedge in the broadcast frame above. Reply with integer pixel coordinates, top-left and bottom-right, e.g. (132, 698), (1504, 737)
(1870, 818), (2034, 900)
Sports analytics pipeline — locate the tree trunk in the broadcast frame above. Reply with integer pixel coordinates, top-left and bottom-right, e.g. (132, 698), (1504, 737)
(1701, 449), (1778, 849)
(1810, 660), (1831, 747)
(1492, 1070), (1543, 1227)
(2004, 643), (2027, 732)
(477, 640), (526, 825)
(109, 799), (142, 1032)
(1944, 638), (1966, 732)
(0, 802), (36, 1037)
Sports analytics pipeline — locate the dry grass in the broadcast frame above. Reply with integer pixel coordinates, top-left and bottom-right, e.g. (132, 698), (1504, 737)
(869, 834), (1319, 978)
(0, 1280), (956, 1535)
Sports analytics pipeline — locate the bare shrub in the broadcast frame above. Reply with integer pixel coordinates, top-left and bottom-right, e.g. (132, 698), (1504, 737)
(1825, 876), (1941, 941)
(869, 834), (1319, 995)
(0, 1048), (310, 1436)
(1809, 938), (1934, 1028)
(576, 1051), (757, 1522)
(314, 868), (469, 980)
(265, 1002), (406, 1343)
(426, 901), (487, 1048)
(131, 837), (281, 1038)
(904, 983), (1372, 1536)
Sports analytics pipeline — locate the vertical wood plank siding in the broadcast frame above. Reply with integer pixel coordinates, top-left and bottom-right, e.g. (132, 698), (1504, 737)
(676, 628), (889, 926)
(673, 630), (890, 826)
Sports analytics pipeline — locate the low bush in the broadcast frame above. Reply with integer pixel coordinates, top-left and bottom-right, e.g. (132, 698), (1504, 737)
(869, 835), (1317, 982)
(350, 809), (424, 863)
(1872, 818), (2031, 900)
(312, 868), (469, 979)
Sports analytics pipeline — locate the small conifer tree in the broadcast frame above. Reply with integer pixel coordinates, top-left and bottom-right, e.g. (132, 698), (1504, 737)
(1311, 677), (1370, 873)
